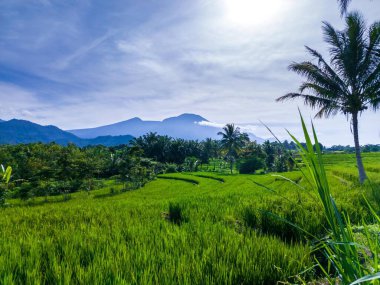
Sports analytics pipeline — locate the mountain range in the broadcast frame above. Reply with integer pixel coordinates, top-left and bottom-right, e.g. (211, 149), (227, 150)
(0, 114), (265, 146)
(0, 119), (133, 146)
(68, 113), (264, 142)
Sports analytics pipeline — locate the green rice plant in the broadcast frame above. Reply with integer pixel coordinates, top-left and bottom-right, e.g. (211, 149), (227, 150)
(192, 174), (225, 183)
(167, 202), (186, 225)
(241, 205), (259, 229)
(0, 154), (378, 283)
(287, 113), (380, 284)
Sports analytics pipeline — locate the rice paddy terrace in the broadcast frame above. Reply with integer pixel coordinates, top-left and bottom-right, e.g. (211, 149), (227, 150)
(1, 153), (379, 284)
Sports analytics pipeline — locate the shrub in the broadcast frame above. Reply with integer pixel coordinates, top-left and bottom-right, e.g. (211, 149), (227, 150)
(16, 182), (33, 200)
(165, 164), (178, 173)
(238, 157), (264, 174)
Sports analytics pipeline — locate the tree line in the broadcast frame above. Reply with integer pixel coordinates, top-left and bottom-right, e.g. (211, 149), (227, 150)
(0, 128), (299, 202)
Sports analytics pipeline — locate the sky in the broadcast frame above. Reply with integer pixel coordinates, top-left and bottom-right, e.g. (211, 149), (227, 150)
(0, 0), (379, 146)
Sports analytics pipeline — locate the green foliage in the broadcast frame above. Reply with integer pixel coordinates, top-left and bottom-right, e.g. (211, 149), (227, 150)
(0, 164), (12, 205)
(285, 113), (380, 284)
(0, 151), (378, 284)
(1, 133), (380, 283)
(165, 164), (178, 173)
(238, 157), (264, 174)
(167, 202), (186, 225)
(0, 143), (156, 199)
(217, 124), (249, 158)
(133, 132), (205, 165)
(1, 165), (12, 184)
(273, 155), (288, 173)
(183, 156), (199, 172)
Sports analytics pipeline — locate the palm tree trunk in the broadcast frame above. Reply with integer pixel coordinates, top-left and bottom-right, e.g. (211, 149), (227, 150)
(352, 112), (367, 183)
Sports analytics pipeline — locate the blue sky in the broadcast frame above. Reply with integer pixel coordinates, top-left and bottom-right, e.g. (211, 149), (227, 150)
(0, 0), (379, 145)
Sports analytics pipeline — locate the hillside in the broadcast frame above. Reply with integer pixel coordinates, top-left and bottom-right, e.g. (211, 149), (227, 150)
(0, 119), (133, 146)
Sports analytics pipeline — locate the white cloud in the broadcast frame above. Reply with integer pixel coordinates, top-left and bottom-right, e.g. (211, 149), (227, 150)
(197, 121), (224, 128)
(0, 83), (46, 121)
(0, 0), (379, 145)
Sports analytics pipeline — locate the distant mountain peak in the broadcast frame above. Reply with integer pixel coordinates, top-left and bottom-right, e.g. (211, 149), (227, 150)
(67, 113), (264, 142)
(128, 117), (142, 122)
(162, 113), (208, 123)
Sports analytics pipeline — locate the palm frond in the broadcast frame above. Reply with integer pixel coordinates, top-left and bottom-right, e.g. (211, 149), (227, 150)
(337, 0), (351, 16)
(277, 93), (341, 118)
(289, 61), (347, 98)
(305, 46), (349, 94)
(322, 21), (345, 57)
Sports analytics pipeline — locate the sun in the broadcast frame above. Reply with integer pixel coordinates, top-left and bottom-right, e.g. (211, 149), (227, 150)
(223, 0), (284, 28)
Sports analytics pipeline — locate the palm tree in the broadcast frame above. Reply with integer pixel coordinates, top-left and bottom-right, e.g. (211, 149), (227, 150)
(277, 12), (380, 183)
(218, 124), (249, 173)
(337, 0), (351, 15)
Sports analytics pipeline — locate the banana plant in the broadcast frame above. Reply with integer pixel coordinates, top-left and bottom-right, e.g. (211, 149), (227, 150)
(1, 164), (12, 205)
(1, 165), (12, 184)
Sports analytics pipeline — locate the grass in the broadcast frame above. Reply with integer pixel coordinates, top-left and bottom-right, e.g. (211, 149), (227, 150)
(285, 116), (380, 284)
(0, 153), (379, 284)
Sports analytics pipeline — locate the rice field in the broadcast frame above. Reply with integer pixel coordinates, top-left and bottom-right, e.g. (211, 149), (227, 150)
(0, 152), (379, 284)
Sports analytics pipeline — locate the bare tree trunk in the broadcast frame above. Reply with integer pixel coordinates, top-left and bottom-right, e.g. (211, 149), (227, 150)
(352, 112), (367, 183)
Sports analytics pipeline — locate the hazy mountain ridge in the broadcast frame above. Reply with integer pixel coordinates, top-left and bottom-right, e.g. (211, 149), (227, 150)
(0, 119), (133, 146)
(0, 113), (265, 145)
(69, 113), (265, 142)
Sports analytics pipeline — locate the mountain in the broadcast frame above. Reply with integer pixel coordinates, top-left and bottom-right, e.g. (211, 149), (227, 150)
(81, 135), (134, 147)
(0, 119), (81, 145)
(0, 119), (133, 146)
(0, 114), (265, 145)
(69, 113), (265, 142)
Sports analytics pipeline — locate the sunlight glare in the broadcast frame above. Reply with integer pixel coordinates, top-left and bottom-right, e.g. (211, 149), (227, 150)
(224, 0), (284, 28)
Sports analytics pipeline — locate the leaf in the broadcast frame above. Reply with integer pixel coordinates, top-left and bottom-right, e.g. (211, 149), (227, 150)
(350, 272), (380, 285)
(2, 166), (12, 183)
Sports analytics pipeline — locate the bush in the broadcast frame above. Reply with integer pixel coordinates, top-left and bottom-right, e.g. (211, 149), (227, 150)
(15, 183), (34, 200)
(238, 157), (264, 174)
(165, 164), (178, 173)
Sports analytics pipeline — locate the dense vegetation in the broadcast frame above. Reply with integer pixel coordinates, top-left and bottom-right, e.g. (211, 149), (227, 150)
(0, 132), (297, 202)
(1, 131), (378, 204)
(0, 150), (379, 284)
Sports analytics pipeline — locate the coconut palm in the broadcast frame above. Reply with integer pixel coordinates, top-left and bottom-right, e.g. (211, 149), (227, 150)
(277, 12), (380, 183)
(218, 124), (249, 173)
(337, 0), (351, 15)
